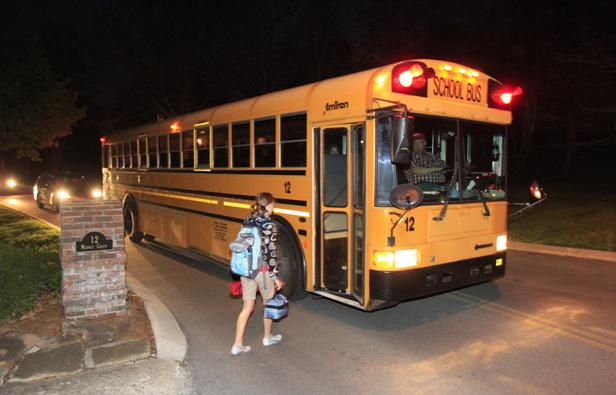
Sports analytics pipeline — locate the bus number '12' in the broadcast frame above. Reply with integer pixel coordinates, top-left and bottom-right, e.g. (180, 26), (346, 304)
(405, 217), (415, 232)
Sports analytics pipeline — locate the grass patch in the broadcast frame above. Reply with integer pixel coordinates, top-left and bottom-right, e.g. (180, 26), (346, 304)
(0, 207), (59, 253)
(509, 178), (616, 252)
(0, 206), (61, 322)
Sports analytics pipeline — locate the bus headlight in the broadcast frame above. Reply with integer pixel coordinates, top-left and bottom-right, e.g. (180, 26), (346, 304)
(56, 190), (71, 200)
(496, 235), (507, 251)
(6, 178), (17, 188)
(373, 249), (419, 269)
(91, 188), (102, 198)
(395, 249), (419, 268)
(374, 251), (395, 268)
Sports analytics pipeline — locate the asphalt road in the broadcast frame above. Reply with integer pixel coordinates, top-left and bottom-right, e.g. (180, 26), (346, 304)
(2, 194), (615, 394)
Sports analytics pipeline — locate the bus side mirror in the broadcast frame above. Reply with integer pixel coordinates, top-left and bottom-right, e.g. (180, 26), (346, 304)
(391, 115), (413, 165)
(530, 180), (545, 200)
(388, 184), (423, 246)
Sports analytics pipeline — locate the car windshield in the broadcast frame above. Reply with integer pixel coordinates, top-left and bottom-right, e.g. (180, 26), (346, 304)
(375, 115), (506, 205)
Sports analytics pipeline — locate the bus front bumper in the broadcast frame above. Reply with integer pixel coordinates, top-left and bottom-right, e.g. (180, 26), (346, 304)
(369, 253), (506, 305)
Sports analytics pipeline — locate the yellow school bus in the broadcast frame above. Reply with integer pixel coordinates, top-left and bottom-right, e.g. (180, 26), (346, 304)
(102, 59), (523, 310)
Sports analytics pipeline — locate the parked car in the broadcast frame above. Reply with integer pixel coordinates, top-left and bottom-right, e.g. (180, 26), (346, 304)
(33, 172), (102, 211)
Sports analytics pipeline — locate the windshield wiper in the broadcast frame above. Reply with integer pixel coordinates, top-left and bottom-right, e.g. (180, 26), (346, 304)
(433, 171), (456, 221)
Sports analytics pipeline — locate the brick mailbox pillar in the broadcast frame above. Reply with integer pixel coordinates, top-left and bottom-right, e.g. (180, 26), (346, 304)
(60, 199), (127, 319)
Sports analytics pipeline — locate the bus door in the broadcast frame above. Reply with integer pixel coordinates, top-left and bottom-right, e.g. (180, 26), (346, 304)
(315, 123), (365, 303)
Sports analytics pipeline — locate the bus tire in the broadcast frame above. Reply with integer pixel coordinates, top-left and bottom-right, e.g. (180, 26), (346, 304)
(274, 220), (307, 301)
(123, 199), (144, 243)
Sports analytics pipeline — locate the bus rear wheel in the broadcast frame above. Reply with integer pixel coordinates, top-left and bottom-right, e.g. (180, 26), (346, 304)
(124, 203), (144, 243)
(275, 221), (306, 301)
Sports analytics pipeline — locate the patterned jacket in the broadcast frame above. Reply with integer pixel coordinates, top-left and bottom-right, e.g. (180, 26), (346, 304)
(243, 213), (279, 280)
(405, 151), (446, 184)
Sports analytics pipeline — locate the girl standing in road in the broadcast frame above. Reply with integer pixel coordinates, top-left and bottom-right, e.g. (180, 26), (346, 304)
(231, 192), (285, 355)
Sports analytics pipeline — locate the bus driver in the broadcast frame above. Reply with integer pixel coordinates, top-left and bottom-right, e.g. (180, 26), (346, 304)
(404, 131), (446, 190)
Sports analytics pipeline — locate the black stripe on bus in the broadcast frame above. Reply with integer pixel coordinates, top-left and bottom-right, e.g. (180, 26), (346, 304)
(109, 168), (306, 176)
(117, 182), (307, 207)
(137, 199), (244, 224)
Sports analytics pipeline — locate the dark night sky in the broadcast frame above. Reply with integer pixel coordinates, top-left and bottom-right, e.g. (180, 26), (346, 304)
(3, 0), (615, 180)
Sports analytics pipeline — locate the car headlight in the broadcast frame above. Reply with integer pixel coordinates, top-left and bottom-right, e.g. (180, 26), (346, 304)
(56, 190), (71, 200)
(91, 188), (102, 198)
(373, 249), (419, 269)
(6, 179), (17, 188)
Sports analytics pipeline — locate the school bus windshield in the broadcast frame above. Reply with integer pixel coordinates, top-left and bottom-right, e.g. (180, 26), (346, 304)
(375, 115), (506, 205)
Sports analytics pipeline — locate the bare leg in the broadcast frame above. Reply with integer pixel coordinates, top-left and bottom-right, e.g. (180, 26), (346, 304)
(234, 299), (255, 347)
(263, 314), (273, 339)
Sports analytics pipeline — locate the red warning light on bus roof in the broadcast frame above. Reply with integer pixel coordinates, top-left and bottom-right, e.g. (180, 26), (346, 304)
(392, 61), (435, 97)
(100, 136), (107, 144)
(488, 82), (523, 109)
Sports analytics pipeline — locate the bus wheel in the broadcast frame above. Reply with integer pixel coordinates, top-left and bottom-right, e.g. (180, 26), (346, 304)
(124, 203), (144, 242)
(276, 221), (307, 301)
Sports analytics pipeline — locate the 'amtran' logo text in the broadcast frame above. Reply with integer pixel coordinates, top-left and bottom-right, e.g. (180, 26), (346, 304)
(324, 100), (349, 114)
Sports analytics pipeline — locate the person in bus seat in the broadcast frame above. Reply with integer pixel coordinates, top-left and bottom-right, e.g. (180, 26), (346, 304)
(404, 131), (446, 190)
(231, 192), (286, 356)
(327, 144), (340, 155)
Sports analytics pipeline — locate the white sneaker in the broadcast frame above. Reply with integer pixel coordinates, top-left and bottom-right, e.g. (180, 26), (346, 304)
(262, 334), (282, 346)
(230, 345), (251, 355)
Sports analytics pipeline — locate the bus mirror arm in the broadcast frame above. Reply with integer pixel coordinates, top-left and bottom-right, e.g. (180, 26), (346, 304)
(509, 181), (547, 220)
(509, 192), (548, 219)
(388, 208), (412, 247)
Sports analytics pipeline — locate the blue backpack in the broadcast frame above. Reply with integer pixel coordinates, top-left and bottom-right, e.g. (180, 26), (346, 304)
(229, 223), (264, 278)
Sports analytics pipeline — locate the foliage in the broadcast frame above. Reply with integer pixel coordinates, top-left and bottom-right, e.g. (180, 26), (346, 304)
(0, 207), (61, 322)
(0, 36), (86, 161)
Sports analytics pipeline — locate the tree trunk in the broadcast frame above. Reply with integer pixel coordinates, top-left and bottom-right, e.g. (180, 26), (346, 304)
(518, 93), (538, 170)
(560, 115), (577, 178)
(51, 143), (63, 173)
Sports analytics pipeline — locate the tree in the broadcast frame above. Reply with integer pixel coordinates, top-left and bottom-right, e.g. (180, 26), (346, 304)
(0, 36), (85, 169)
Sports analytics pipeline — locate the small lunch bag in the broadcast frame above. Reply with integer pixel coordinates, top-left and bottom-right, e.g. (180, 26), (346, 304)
(263, 293), (289, 320)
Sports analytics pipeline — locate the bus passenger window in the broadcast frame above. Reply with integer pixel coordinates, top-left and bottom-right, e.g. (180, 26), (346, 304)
(148, 136), (157, 168)
(281, 113), (306, 167)
(169, 134), (181, 168)
(131, 140), (138, 168)
(232, 122), (250, 168)
(110, 144), (118, 168)
(182, 130), (194, 168)
(254, 118), (275, 167)
(138, 136), (147, 167)
(123, 142), (129, 168)
(213, 125), (228, 167)
(196, 127), (210, 168)
(158, 135), (169, 168)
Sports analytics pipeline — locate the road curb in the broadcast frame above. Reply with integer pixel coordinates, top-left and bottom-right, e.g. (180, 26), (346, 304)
(509, 241), (616, 263)
(125, 273), (187, 361)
